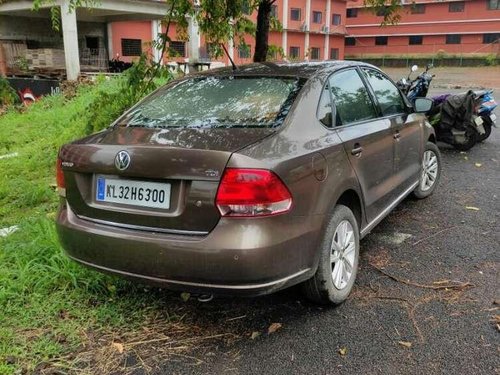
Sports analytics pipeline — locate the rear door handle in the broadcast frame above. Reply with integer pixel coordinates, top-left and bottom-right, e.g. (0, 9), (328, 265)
(351, 144), (363, 156)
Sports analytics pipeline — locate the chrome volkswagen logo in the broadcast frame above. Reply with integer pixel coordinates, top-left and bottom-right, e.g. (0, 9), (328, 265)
(115, 150), (131, 171)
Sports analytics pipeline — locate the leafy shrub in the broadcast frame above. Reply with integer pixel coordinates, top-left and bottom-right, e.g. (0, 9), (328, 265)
(84, 55), (173, 135)
(0, 76), (19, 107)
(485, 54), (498, 66)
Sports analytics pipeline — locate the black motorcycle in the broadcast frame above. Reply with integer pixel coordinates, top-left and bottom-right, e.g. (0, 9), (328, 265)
(397, 64), (492, 151)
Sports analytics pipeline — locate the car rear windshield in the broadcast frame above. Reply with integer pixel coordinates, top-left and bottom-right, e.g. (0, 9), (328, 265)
(119, 76), (303, 129)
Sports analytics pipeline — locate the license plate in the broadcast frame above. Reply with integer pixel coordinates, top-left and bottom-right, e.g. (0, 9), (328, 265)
(96, 177), (171, 209)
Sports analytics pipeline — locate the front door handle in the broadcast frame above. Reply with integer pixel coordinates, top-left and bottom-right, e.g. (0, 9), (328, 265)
(351, 144), (363, 156)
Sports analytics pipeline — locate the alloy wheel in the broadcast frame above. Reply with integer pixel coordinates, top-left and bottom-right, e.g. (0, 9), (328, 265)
(420, 150), (438, 192)
(330, 220), (356, 290)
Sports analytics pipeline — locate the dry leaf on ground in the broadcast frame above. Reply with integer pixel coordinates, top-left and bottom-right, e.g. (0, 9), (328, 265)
(268, 323), (282, 334)
(465, 206), (480, 211)
(338, 347), (347, 356)
(398, 341), (412, 348)
(111, 342), (124, 354)
(250, 331), (260, 340)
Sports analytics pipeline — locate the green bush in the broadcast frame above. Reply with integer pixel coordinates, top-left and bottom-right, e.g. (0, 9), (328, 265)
(85, 56), (173, 135)
(0, 76), (19, 107)
(485, 54), (498, 66)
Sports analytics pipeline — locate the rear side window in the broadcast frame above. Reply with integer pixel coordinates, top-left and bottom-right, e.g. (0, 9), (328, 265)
(329, 69), (377, 126)
(362, 69), (406, 116)
(121, 77), (303, 129)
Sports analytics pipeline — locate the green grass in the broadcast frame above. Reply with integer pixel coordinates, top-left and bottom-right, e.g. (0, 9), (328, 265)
(0, 79), (183, 374)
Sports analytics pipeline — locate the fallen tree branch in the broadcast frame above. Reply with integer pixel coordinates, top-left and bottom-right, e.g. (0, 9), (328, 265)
(412, 226), (456, 246)
(370, 264), (473, 290)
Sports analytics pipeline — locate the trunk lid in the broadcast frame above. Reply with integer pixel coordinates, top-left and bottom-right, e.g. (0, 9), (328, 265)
(60, 127), (273, 234)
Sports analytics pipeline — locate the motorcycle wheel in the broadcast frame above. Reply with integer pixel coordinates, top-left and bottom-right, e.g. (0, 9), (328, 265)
(477, 117), (492, 142)
(453, 128), (477, 151)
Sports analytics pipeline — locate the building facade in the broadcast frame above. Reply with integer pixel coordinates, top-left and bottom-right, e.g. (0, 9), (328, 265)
(345, 0), (500, 58)
(110, 0), (348, 65)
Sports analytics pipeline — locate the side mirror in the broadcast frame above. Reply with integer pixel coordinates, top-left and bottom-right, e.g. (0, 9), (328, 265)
(411, 65), (419, 72)
(414, 97), (433, 113)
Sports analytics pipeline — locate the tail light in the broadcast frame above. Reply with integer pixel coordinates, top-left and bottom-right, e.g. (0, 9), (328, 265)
(56, 157), (66, 197)
(216, 168), (292, 217)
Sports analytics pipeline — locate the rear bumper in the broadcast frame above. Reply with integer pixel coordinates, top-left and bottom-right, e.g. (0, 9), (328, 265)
(56, 204), (324, 296)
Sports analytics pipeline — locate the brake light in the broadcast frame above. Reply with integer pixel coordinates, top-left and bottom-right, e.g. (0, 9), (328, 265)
(56, 157), (66, 197)
(216, 168), (292, 217)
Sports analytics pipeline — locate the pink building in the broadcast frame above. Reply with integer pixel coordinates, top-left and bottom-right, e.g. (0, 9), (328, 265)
(110, 0), (348, 65)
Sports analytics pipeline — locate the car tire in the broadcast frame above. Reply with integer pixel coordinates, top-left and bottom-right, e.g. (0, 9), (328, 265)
(412, 141), (441, 199)
(303, 205), (360, 305)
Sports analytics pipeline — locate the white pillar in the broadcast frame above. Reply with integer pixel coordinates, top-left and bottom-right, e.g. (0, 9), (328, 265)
(60, 1), (80, 80)
(324, 0), (331, 60)
(188, 16), (200, 63)
(151, 20), (162, 63)
(282, 0), (288, 58)
(107, 22), (113, 60)
(304, 0), (311, 60)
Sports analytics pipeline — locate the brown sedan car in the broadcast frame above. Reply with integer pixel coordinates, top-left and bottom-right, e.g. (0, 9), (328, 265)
(56, 61), (441, 304)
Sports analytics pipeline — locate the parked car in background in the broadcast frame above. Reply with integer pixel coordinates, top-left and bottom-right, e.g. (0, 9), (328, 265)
(56, 61), (440, 305)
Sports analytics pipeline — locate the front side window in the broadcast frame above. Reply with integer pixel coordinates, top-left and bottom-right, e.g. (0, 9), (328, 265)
(120, 77), (303, 129)
(449, 1), (465, 12)
(329, 69), (377, 126)
(362, 69), (406, 116)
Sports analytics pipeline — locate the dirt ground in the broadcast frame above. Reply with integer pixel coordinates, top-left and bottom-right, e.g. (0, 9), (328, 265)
(384, 66), (500, 90)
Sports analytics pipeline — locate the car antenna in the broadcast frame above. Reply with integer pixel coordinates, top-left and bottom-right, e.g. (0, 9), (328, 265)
(220, 43), (238, 71)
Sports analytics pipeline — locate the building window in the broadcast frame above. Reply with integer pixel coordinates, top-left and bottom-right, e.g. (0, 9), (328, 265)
(346, 8), (358, 18)
(449, 1), (465, 12)
(271, 4), (278, 17)
(238, 45), (251, 59)
(330, 48), (339, 60)
(169, 41), (186, 57)
(345, 37), (356, 46)
(409, 35), (423, 45)
(487, 0), (500, 10)
(290, 8), (301, 21)
(411, 4), (426, 14)
(121, 38), (142, 56)
(332, 13), (342, 25)
(312, 11), (322, 23)
(483, 33), (500, 43)
(446, 34), (461, 44)
(376, 6), (389, 16)
(375, 36), (388, 45)
(310, 47), (321, 60)
(289, 46), (300, 59)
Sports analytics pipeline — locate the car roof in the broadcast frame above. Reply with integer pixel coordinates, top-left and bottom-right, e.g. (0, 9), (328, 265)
(195, 60), (376, 79)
